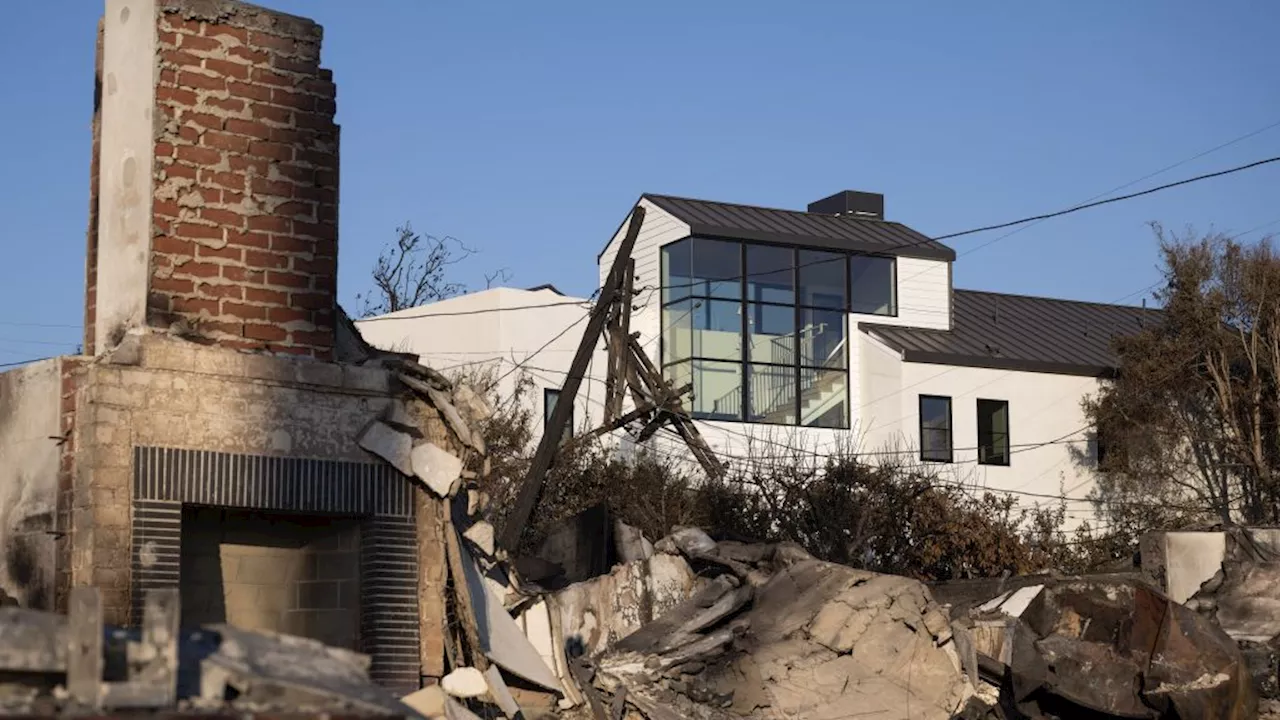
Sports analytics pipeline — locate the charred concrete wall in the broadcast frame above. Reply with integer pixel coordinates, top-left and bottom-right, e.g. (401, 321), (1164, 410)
(90, 0), (340, 359)
(70, 333), (397, 621)
(0, 360), (63, 609)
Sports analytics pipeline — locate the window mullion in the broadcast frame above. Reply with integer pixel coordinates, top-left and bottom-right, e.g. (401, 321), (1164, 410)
(739, 241), (748, 422)
(793, 248), (801, 425)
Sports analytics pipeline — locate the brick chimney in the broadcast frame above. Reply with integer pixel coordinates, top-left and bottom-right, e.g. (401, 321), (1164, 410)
(86, 0), (339, 359)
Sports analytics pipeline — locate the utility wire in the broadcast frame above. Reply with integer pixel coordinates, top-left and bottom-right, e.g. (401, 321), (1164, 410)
(356, 298), (590, 323)
(0, 320), (81, 329)
(0, 355), (56, 369)
(656, 154), (1280, 295)
(930, 156), (1280, 243)
(946, 118), (1280, 259)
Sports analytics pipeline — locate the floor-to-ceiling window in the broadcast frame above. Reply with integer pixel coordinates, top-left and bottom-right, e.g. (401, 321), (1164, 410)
(661, 237), (896, 428)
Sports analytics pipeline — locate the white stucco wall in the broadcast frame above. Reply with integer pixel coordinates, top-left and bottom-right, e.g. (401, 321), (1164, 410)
(355, 288), (608, 443)
(96, 0), (158, 349)
(0, 359), (63, 608)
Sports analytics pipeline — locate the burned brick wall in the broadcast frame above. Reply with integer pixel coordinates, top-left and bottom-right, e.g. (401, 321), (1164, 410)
(149, 1), (339, 358)
(89, 0), (339, 360)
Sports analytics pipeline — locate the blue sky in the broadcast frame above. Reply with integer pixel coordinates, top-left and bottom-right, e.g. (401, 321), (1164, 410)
(1, 1), (1277, 360)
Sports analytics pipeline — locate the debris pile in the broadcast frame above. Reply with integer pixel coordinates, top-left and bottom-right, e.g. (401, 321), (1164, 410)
(357, 354), (1268, 719)
(1184, 528), (1280, 706)
(934, 575), (1259, 719)
(0, 588), (415, 717)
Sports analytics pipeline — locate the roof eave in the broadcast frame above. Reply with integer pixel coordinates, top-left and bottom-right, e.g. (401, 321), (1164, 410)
(684, 223), (956, 262)
(899, 349), (1117, 378)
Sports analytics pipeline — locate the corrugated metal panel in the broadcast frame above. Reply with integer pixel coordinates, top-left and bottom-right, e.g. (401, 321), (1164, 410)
(132, 447), (412, 518)
(644, 194), (957, 261)
(865, 290), (1162, 376)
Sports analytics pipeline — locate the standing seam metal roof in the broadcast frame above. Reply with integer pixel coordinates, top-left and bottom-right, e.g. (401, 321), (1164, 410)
(863, 289), (1163, 376)
(641, 194), (957, 261)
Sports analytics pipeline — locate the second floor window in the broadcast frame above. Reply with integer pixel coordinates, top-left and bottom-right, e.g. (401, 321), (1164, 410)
(977, 399), (1010, 466)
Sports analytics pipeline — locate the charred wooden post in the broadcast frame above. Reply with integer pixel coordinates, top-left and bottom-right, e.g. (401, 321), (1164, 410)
(498, 204), (726, 554)
(498, 207), (647, 553)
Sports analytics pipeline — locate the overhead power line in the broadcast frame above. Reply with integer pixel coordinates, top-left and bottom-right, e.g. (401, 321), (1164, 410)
(930, 155), (1280, 243)
(0, 355), (56, 369)
(0, 320), (81, 329)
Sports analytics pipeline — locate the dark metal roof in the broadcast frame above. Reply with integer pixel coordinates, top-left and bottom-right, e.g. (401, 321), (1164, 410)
(864, 290), (1163, 377)
(642, 194), (957, 262)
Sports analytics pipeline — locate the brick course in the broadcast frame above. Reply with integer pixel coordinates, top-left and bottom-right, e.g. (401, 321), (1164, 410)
(143, 2), (339, 359)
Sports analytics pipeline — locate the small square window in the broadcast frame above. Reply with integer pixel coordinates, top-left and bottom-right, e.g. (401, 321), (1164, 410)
(977, 399), (1009, 466)
(919, 395), (952, 463)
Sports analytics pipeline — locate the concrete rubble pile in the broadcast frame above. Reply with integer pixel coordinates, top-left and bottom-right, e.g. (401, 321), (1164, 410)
(1183, 528), (1280, 716)
(932, 573), (1260, 720)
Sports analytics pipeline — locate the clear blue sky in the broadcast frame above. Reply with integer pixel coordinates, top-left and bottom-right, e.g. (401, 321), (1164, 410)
(1, 1), (1277, 360)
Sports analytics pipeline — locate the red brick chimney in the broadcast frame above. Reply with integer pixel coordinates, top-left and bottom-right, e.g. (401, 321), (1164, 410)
(86, 0), (339, 360)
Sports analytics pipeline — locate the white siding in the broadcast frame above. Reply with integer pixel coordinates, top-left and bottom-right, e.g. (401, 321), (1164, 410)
(356, 288), (608, 445)
(877, 256), (951, 330)
(597, 199), (691, 347)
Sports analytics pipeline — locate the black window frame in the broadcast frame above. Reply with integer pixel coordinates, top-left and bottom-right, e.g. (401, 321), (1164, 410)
(543, 387), (573, 440)
(659, 236), (874, 429)
(918, 394), (953, 463)
(976, 398), (1010, 466)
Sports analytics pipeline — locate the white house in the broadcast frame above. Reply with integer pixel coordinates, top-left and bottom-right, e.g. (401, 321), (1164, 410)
(360, 190), (1157, 526)
(355, 285), (610, 443)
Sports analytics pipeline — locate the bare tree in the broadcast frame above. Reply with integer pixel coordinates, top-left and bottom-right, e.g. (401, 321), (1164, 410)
(1084, 223), (1280, 529)
(358, 222), (511, 317)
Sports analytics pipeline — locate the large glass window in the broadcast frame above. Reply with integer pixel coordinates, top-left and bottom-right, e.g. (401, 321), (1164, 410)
(919, 395), (952, 462)
(661, 237), (891, 429)
(798, 249), (846, 309)
(977, 399), (1010, 466)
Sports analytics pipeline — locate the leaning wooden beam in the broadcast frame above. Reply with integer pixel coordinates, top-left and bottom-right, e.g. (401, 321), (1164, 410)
(625, 334), (725, 479)
(607, 260), (636, 422)
(569, 401), (659, 449)
(498, 207), (645, 552)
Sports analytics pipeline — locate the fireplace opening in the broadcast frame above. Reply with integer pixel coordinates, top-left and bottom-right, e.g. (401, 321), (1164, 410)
(179, 507), (362, 650)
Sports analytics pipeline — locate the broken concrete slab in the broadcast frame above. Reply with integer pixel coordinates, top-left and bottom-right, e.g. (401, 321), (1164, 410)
(381, 399), (422, 436)
(551, 552), (700, 659)
(452, 384), (493, 425)
(454, 531), (563, 692)
(357, 420), (414, 476)
(483, 665), (521, 718)
(463, 521), (496, 558)
(402, 684), (446, 717)
(200, 624), (416, 716)
(423, 383), (483, 454)
(655, 526), (716, 557)
(411, 442), (463, 497)
(442, 667), (489, 699)
(615, 520), (654, 564)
